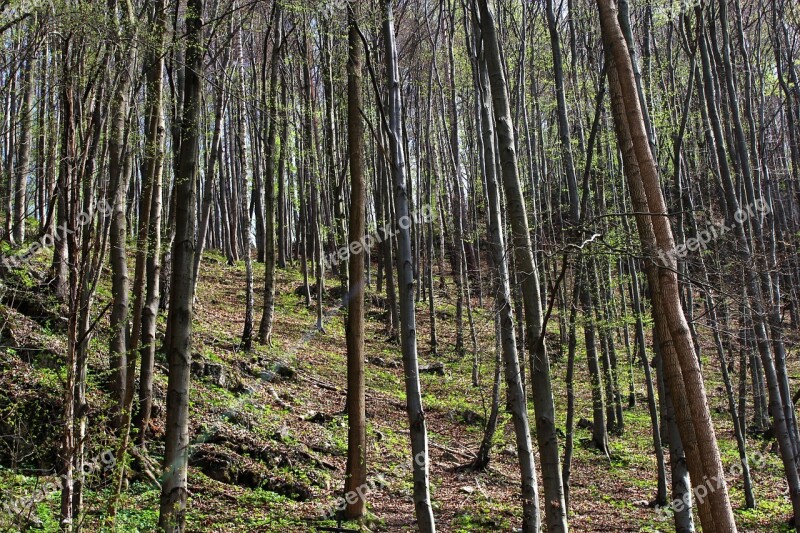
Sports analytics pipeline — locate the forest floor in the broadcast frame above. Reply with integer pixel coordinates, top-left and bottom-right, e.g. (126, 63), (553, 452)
(0, 249), (795, 532)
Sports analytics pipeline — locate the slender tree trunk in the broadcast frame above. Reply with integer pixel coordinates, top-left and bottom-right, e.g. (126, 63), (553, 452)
(107, 5), (134, 427)
(158, 0), (202, 527)
(344, 2), (367, 519)
(258, 5), (282, 345)
(383, 3), (436, 529)
(135, 0), (167, 446)
(475, 37), (541, 529)
(479, 0), (568, 529)
(12, 54), (33, 244)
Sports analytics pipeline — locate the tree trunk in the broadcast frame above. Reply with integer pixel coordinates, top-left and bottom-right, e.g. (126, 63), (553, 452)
(597, 1), (738, 529)
(344, 1), (367, 518)
(479, 0), (568, 529)
(135, 0), (167, 446)
(258, 5), (282, 345)
(158, 0), (202, 527)
(383, 3), (436, 530)
(476, 36), (541, 529)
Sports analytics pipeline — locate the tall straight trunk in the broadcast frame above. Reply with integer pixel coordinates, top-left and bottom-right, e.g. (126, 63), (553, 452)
(580, 258), (609, 455)
(235, 27), (253, 352)
(258, 5), (282, 345)
(344, 4), (367, 517)
(158, 0), (202, 528)
(445, 12), (466, 356)
(135, 0), (167, 445)
(545, 0), (580, 220)
(381, 161), (399, 339)
(193, 69), (227, 284)
(299, 28), (325, 332)
(383, 3), (436, 530)
(629, 256), (667, 506)
(276, 86), (288, 267)
(4, 56), (16, 244)
(476, 40), (540, 529)
(479, 0), (567, 529)
(57, 36), (77, 527)
(12, 54), (33, 244)
(597, 2), (738, 529)
(423, 78), (438, 356)
(562, 272), (580, 510)
(601, 262), (624, 434)
(322, 26), (347, 296)
(108, 3), (134, 425)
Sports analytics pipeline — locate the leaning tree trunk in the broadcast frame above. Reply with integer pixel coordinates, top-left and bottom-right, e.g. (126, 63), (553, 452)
(605, 54), (715, 531)
(597, 1), (737, 529)
(479, 0), (567, 529)
(476, 39), (540, 530)
(383, 3), (436, 530)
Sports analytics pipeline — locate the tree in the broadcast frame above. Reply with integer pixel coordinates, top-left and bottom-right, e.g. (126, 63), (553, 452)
(344, 1), (367, 518)
(597, 0), (738, 529)
(158, 0), (202, 528)
(478, 0), (568, 529)
(383, 2), (436, 529)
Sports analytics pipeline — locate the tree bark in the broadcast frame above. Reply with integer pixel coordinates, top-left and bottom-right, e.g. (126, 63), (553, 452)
(158, 0), (202, 528)
(383, 3), (436, 530)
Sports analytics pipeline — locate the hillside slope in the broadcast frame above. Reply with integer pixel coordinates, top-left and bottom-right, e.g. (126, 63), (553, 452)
(0, 251), (793, 532)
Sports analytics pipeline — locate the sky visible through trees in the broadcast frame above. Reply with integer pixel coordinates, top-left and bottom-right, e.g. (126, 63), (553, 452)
(0, 0), (799, 531)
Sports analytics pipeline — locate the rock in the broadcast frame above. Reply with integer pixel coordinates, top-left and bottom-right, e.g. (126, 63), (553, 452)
(260, 362), (296, 383)
(369, 356), (400, 369)
(190, 360), (205, 377)
(241, 385), (256, 395)
(459, 486), (475, 494)
(190, 360), (226, 388)
(577, 417), (592, 430)
(193, 434), (315, 500)
(222, 409), (252, 429)
(271, 425), (290, 442)
(305, 411), (333, 424)
(419, 362), (445, 375)
(461, 409), (483, 425)
(190, 445), (247, 486)
(275, 362), (296, 380)
(204, 363), (226, 388)
(190, 444), (311, 500)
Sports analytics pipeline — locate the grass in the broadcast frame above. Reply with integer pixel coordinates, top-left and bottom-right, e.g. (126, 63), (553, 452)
(0, 246), (796, 532)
